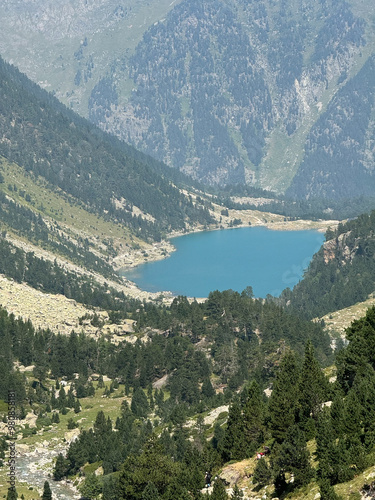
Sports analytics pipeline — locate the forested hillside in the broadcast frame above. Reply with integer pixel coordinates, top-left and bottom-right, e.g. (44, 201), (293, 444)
(3, 284), (375, 498)
(281, 210), (375, 319)
(1, 0), (374, 199)
(0, 287), (331, 497)
(89, 0), (374, 198)
(287, 54), (375, 200)
(0, 56), (213, 242)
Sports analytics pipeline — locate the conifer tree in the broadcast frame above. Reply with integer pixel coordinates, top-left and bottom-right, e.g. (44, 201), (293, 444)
(142, 482), (159, 500)
(50, 391), (58, 409)
(79, 473), (102, 500)
(343, 390), (362, 441)
(316, 410), (353, 485)
(131, 387), (150, 418)
(42, 481), (52, 500)
(118, 436), (180, 499)
(58, 386), (67, 409)
(241, 380), (265, 455)
(231, 484), (244, 499)
(54, 453), (67, 480)
(299, 341), (327, 425)
(272, 424), (314, 489)
(202, 377), (215, 399)
(210, 479), (228, 500)
(221, 398), (245, 461)
(330, 393), (345, 439)
(74, 398), (81, 413)
(252, 458), (272, 488)
(318, 478), (342, 500)
(102, 474), (119, 500)
(67, 387), (75, 407)
(268, 351), (300, 442)
(6, 488), (17, 500)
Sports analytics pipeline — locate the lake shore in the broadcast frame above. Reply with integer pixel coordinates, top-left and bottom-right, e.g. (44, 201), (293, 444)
(114, 212), (339, 276)
(115, 213), (338, 300)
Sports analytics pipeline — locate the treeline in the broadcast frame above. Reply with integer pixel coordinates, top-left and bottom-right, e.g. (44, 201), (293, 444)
(281, 210), (375, 319)
(0, 56), (213, 241)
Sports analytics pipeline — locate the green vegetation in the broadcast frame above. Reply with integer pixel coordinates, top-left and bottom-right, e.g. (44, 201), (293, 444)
(0, 56), (213, 242)
(281, 210), (375, 319)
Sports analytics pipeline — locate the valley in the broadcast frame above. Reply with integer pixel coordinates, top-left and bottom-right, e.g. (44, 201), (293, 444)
(0, 3), (375, 499)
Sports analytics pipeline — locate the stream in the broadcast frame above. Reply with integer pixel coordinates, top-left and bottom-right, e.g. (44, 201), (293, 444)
(17, 445), (80, 499)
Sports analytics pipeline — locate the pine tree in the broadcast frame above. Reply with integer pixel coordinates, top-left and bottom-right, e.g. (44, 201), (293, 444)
(316, 410), (353, 485)
(6, 488), (17, 500)
(42, 481), (52, 500)
(202, 377), (215, 399)
(54, 453), (67, 480)
(50, 391), (58, 409)
(268, 351), (300, 442)
(131, 387), (150, 418)
(299, 341), (327, 426)
(210, 479), (228, 500)
(58, 386), (67, 409)
(330, 393), (345, 438)
(79, 473), (102, 500)
(252, 458), (272, 488)
(241, 380), (265, 455)
(142, 482), (160, 500)
(272, 424), (314, 489)
(118, 436), (180, 499)
(231, 484), (244, 499)
(221, 398), (245, 461)
(74, 398), (81, 413)
(318, 478), (342, 500)
(67, 387), (75, 407)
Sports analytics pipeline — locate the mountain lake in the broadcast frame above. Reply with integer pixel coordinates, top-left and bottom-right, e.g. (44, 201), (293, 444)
(122, 226), (325, 298)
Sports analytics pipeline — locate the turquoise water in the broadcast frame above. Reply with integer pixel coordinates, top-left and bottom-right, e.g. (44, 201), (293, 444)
(123, 227), (325, 298)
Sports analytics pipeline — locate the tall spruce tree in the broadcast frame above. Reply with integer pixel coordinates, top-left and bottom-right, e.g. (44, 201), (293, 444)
(318, 478), (342, 500)
(299, 341), (327, 424)
(79, 473), (102, 500)
(272, 424), (314, 490)
(221, 398), (245, 461)
(316, 409), (353, 485)
(268, 351), (300, 442)
(42, 481), (52, 500)
(252, 458), (272, 488)
(241, 380), (265, 456)
(210, 479), (228, 500)
(54, 453), (68, 480)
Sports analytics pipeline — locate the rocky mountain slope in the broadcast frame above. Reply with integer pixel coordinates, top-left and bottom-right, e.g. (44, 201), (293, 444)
(1, 0), (374, 198)
(0, 0), (183, 117)
(281, 209), (375, 319)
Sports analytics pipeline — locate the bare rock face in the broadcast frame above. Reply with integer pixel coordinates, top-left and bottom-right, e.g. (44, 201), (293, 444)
(323, 231), (359, 265)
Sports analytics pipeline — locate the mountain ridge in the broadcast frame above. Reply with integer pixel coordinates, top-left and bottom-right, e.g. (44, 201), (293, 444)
(2, 0), (375, 198)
